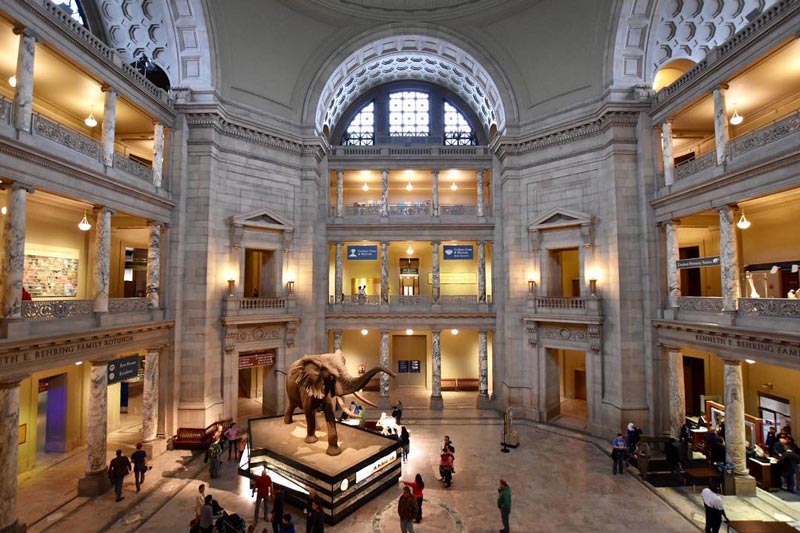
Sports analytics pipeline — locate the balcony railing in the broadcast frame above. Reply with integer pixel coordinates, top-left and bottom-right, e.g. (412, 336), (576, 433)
(109, 298), (149, 313)
(32, 113), (101, 160)
(388, 204), (432, 216)
(532, 297), (586, 310)
(329, 203), (490, 217)
(113, 152), (153, 182)
(528, 296), (602, 317)
(678, 296), (724, 313)
(674, 151), (715, 181)
(21, 299), (94, 320)
(341, 295), (381, 305)
(240, 297), (287, 310)
(738, 298), (800, 319)
(341, 205), (382, 217)
(729, 111), (800, 159)
(439, 204), (478, 216)
(394, 294), (430, 306)
(439, 295), (479, 305)
(330, 145), (488, 157)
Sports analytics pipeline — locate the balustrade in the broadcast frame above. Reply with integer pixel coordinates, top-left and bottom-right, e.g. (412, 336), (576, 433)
(387, 204), (432, 216)
(738, 298), (800, 319)
(32, 113), (101, 160)
(0, 96), (10, 125)
(240, 297), (287, 310)
(677, 296), (724, 313)
(108, 298), (149, 313)
(729, 111), (800, 158)
(21, 299), (93, 320)
(674, 151), (715, 181)
(341, 295), (380, 305)
(532, 297), (587, 310)
(113, 152), (154, 182)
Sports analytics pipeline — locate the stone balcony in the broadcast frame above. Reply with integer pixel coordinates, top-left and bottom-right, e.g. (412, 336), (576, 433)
(2, 297), (164, 339)
(223, 296), (296, 317)
(526, 296), (603, 322)
(666, 296), (800, 332)
(326, 294), (493, 313)
(328, 203), (492, 220)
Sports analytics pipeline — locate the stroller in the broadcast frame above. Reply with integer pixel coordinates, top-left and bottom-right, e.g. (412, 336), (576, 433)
(215, 511), (246, 533)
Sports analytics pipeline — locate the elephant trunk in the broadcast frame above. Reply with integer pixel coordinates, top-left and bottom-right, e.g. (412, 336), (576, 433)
(340, 365), (395, 395)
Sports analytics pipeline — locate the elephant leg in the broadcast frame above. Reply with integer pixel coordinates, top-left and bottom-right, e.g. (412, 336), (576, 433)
(302, 396), (318, 444)
(324, 398), (341, 456)
(284, 398), (298, 424)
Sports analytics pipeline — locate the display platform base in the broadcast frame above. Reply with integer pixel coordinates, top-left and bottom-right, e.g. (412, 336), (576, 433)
(242, 415), (402, 524)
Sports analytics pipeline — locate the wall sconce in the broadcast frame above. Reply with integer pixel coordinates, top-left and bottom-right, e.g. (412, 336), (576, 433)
(227, 278), (235, 297)
(287, 280), (295, 295)
(589, 278), (598, 297)
(528, 280), (537, 295)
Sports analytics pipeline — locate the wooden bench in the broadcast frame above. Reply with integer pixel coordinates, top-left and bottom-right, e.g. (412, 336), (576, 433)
(441, 378), (479, 392)
(170, 419), (233, 450)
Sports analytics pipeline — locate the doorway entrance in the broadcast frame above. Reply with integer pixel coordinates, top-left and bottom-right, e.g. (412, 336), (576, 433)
(683, 356), (705, 416)
(392, 335), (426, 387)
(547, 248), (580, 297)
(398, 258), (420, 296)
(238, 350), (278, 416)
(244, 249), (278, 298)
(36, 374), (68, 454)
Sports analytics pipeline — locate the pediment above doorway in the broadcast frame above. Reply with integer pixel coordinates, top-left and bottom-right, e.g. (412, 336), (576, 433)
(528, 208), (594, 232)
(231, 207), (293, 232)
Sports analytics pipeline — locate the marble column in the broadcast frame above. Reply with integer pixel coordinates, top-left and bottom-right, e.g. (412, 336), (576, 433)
(476, 169), (485, 217)
(78, 361), (110, 496)
(718, 206), (740, 313)
(146, 222), (161, 309)
(142, 351), (159, 442)
(335, 170), (343, 217)
(12, 28), (35, 133)
(93, 207), (114, 313)
(333, 330), (342, 351)
(380, 169), (389, 217)
(152, 122), (165, 188)
(713, 85), (730, 166)
(665, 221), (681, 309)
(667, 349), (685, 440)
(431, 241), (440, 303)
(661, 122), (674, 186)
(100, 86), (116, 167)
(478, 241), (487, 303)
(380, 242), (389, 304)
(430, 330), (443, 409)
(478, 330), (489, 398)
(431, 169), (439, 217)
(723, 359), (747, 474)
(1, 182), (32, 319)
(380, 330), (390, 399)
(334, 242), (343, 304)
(0, 380), (22, 532)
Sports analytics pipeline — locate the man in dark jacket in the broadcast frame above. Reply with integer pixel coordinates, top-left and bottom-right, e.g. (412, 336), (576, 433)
(306, 499), (325, 533)
(109, 449), (132, 502)
(497, 479), (512, 533)
(270, 484), (286, 533)
(397, 485), (418, 533)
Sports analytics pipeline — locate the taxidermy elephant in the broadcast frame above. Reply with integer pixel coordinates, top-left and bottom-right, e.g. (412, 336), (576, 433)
(284, 350), (396, 456)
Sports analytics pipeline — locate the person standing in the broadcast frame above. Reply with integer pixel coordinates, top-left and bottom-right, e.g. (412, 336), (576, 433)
(612, 433), (626, 475)
(198, 494), (215, 533)
(627, 422), (642, 457)
(252, 468), (273, 524)
(397, 485), (418, 533)
(108, 449), (132, 502)
(303, 489), (319, 533)
(278, 513), (296, 533)
(195, 484), (206, 521)
(701, 485), (728, 533)
(225, 422), (241, 461)
(497, 479), (512, 533)
(392, 401), (404, 424)
(131, 442), (148, 493)
(306, 500), (325, 533)
(440, 450), (454, 488)
(206, 438), (222, 478)
(441, 436), (455, 475)
(358, 406), (366, 429)
(399, 427), (410, 462)
(401, 473), (424, 523)
(270, 484), (286, 533)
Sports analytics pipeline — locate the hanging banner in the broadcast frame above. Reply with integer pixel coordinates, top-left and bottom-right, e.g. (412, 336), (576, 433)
(346, 245), (378, 260)
(443, 245), (474, 260)
(107, 355), (141, 385)
(676, 256), (720, 269)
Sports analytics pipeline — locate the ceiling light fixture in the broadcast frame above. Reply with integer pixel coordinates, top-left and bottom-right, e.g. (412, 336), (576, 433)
(8, 75), (16, 88)
(736, 210), (751, 230)
(362, 182), (369, 192)
(361, 328), (368, 336)
(730, 108), (744, 126)
(406, 245), (414, 255)
(1, 206), (6, 216)
(78, 211), (92, 231)
(406, 181), (413, 191)
(75, 360), (83, 366)
(450, 181), (458, 191)
(451, 329), (459, 335)
(405, 328), (413, 335)
(745, 359), (756, 364)
(84, 108), (97, 128)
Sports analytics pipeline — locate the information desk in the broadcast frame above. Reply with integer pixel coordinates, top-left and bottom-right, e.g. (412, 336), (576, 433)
(748, 457), (779, 490)
(241, 415), (402, 524)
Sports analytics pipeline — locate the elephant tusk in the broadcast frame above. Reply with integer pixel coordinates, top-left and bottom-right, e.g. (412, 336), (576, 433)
(353, 390), (378, 409)
(337, 396), (359, 418)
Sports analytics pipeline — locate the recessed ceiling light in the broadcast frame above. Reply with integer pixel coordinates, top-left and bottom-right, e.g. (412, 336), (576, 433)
(451, 329), (459, 335)
(406, 181), (413, 191)
(360, 329), (368, 335)
(406, 329), (413, 335)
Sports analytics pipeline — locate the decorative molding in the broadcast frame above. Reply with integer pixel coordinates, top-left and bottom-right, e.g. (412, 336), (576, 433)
(588, 323), (601, 352)
(224, 325), (237, 353)
(678, 296), (724, 313)
(108, 297), (149, 313)
(526, 321), (538, 347)
(21, 299), (93, 320)
(738, 298), (800, 319)
(185, 112), (307, 155)
(32, 113), (100, 160)
(675, 151), (715, 181)
(730, 111), (800, 158)
(540, 325), (588, 344)
(286, 320), (298, 348)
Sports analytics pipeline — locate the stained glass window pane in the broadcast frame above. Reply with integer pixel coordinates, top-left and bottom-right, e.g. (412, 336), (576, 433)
(342, 102), (375, 146)
(443, 101), (477, 146)
(389, 91), (430, 136)
(52, 0), (87, 27)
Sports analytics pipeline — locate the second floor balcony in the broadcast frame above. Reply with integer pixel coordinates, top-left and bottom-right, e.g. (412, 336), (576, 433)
(526, 296), (603, 321)
(674, 296), (800, 331)
(327, 293), (493, 313)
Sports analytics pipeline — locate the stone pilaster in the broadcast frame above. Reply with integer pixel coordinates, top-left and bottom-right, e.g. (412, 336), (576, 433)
(476, 169), (485, 217)
(478, 330), (489, 398)
(0, 379), (23, 532)
(431, 169), (439, 216)
(713, 85), (730, 166)
(665, 221), (681, 309)
(333, 330), (342, 352)
(78, 361), (111, 496)
(431, 241), (440, 303)
(93, 207), (114, 313)
(380, 330), (390, 400)
(100, 86), (116, 167)
(335, 170), (343, 217)
(667, 349), (685, 440)
(723, 358), (756, 495)
(430, 330), (443, 409)
(478, 241), (487, 303)
(717, 206), (740, 313)
(146, 222), (161, 309)
(334, 242), (343, 304)
(661, 122), (674, 186)
(152, 122), (165, 188)
(142, 351), (159, 442)
(380, 169), (389, 217)
(12, 28), (35, 132)
(380, 242), (389, 305)
(1, 182), (32, 319)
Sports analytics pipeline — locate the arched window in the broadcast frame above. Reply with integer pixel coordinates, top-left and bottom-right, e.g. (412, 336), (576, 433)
(342, 101), (375, 146)
(444, 102), (477, 146)
(389, 91), (429, 137)
(52, 0), (88, 28)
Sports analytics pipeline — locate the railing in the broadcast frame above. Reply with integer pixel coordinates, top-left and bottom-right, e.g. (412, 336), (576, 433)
(21, 299), (93, 320)
(439, 205), (478, 216)
(240, 297), (287, 310)
(674, 151), (715, 181)
(388, 204), (432, 216)
(738, 298), (800, 319)
(341, 295), (381, 305)
(113, 152), (153, 182)
(729, 111), (800, 159)
(330, 145), (487, 157)
(678, 296), (724, 313)
(439, 295), (478, 305)
(0, 96), (10, 125)
(109, 298), (149, 313)
(393, 295), (430, 306)
(31, 113), (101, 160)
(342, 205), (382, 216)
(531, 297), (587, 311)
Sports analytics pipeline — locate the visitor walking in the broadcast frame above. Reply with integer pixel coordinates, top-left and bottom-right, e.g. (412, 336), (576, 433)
(206, 438), (222, 478)
(195, 484), (206, 521)
(108, 449), (132, 502)
(401, 473), (424, 523)
(303, 489), (320, 532)
(198, 494), (215, 533)
(306, 500), (325, 533)
(701, 485), (728, 533)
(612, 433), (626, 474)
(392, 400), (404, 424)
(252, 468), (273, 524)
(270, 484), (286, 533)
(225, 422), (242, 461)
(627, 422), (642, 456)
(399, 427), (410, 462)
(497, 479), (512, 533)
(440, 450), (454, 488)
(131, 442), (148, 493)
(397, 485), (418, 533)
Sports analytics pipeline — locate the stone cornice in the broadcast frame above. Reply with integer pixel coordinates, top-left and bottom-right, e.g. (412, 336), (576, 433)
(220, 315), (301, 326)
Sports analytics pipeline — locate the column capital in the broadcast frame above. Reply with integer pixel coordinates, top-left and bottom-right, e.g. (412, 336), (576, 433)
(715, 203), (738, 213)
(661, 219), (681, 227)
(431, 168), (439, 176)
(431, 329), (441, 335)
(721, 357), (743, 366)
(658, 343), (681, 352)
(147, 220), (164, 228)
(101, 84), (116, 94)
(12, 25), (38, 40)
(431, 240), (440, 246)
(0, 375), (26, 388)
(380, 329), (390, 335)
(93, 206), (116, 216)
(7, 181), (34, 194)
(715, 83), (730, 92)
(335, 169), (344, 175)
(380, 240), (389, 246)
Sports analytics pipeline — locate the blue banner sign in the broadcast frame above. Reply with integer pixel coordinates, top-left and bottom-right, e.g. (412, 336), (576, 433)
(107, 355), (140, 385)
(398, 360), (410, 373)
(443, 245), (474, 260)
(346, 245), (378, 260)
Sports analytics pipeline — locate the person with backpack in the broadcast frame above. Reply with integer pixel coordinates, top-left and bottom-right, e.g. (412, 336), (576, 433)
(108, 449), (132, 502)
(205, 438), (222, 478)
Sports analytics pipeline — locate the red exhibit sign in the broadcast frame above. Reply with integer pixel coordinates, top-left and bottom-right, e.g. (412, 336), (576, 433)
(238, 351), (276, 369)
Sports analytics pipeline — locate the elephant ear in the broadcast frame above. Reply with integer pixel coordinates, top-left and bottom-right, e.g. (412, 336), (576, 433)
(290, 356), (331, 400)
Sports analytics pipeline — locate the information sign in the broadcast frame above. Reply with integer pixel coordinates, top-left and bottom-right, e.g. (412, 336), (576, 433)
(398, 360), (410, 373)
(347, 245), (378, 260)
(107, 355), (140, 385)
(676, 256), (720, 269)
(239, 350), (276, 369)
(409, 360), (421, 373)
(443, 245), (474, 260)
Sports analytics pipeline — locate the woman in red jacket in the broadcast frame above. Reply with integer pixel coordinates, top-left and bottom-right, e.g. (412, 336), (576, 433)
(401, 473), (425, 523)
